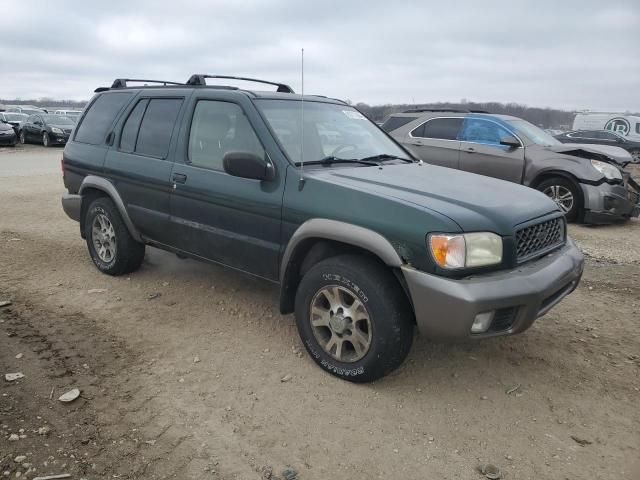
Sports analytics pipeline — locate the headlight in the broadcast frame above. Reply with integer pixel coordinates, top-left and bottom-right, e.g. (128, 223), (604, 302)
(428, 232), (503, 269)
(51, 127), (63, 134)
(591, 159), (622, 180)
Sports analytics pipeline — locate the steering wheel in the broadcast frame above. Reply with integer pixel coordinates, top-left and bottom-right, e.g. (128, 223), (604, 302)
(331, 144), (358, 157)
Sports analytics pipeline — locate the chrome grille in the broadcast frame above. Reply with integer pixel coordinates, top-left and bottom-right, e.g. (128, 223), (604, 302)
(516, 217), (564, 263)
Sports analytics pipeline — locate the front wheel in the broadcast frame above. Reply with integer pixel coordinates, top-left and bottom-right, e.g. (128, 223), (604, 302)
(629, 148), (640, 164)
(537, 177), (581, 222)
(294, 254), (414, 383)
(19, 130), (26, 144)
(83, 197), (145, 275)
(42, 132), (51, 147)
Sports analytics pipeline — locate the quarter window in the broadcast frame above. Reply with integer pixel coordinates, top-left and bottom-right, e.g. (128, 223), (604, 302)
(188, 101), (265, 171)
(459, 118), (513, 146)
(74, 92), (132, 145)
(135, 98), (183, 158)
(413, 118), (463, 140)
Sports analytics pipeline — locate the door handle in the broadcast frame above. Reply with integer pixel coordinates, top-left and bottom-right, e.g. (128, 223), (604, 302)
(172, 173), (187, 184)
(464, 147), (476, 152)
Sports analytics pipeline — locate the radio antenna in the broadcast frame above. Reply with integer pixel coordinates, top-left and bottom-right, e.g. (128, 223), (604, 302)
(298, 47), (305, 190)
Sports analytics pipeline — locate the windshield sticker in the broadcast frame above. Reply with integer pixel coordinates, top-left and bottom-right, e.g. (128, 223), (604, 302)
(343, 110), (366, 120)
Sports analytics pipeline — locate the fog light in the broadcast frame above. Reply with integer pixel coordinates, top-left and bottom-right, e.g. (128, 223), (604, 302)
(471, 311), (494, 333)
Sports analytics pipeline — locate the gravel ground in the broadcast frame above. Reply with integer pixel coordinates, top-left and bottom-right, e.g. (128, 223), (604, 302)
(1, 145), (639, 479)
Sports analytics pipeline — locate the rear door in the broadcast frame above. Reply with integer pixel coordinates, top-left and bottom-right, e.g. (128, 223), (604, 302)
(402, 117), (463, 169)
(103, 94), (187, 243)
(458, 117), (525, 183)
(168, 95), (285, 281)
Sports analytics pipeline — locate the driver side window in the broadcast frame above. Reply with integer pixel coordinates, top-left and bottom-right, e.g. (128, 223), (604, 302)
(188, 101), (265, 171)
(459, 118), (512, 146)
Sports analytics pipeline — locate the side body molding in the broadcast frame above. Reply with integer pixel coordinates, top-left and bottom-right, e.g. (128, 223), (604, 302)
(79, 175), (143, 242)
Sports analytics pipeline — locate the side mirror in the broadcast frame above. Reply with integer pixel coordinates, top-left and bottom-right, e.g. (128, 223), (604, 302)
(499, 135), (520, 148)
(223, 152), (275, 181)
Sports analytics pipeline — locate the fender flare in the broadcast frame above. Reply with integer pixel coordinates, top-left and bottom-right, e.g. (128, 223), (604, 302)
(79, 175), (143, 242)
(278, 218), (404, 313)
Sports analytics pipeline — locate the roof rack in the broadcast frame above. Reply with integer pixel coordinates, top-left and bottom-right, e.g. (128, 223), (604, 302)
(403, 108), (470, 114)
(111, 78), (183, 88)
(186, 74), (295, 93)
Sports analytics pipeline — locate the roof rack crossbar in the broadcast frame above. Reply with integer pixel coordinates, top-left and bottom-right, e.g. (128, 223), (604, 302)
(186, 74), (294, 93)
(111, 78), (183, 88)
(402, 108), (471, 114)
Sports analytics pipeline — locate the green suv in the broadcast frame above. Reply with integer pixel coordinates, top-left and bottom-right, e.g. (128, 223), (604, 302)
(61, 75), (584, 382)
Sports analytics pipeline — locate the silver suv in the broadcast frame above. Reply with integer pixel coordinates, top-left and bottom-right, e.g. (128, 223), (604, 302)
(383, 110), (639, 224)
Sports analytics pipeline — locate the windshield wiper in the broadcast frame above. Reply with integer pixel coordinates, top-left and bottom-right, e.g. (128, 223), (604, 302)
(358, 154), (414, 163)
(294, 156), (380, 167)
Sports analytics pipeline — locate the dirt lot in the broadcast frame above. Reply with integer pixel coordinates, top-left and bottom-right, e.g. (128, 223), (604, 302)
(1, 144), (639, 480)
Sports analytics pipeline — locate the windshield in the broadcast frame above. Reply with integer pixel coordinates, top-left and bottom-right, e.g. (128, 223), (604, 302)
(4, 113), (27, 121)
(506, 119), (561, 146)
(255, 100), (411, 165)
(42, 114), (75, 125)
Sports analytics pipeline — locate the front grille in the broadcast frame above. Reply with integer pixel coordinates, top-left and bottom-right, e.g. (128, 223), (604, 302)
(515, 217), (564, 263)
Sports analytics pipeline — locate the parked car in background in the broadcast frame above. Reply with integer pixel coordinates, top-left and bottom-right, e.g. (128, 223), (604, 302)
(555, 130), (640, 163)
(0, 121), (17, 146)
(6, 105), (46, 116)
(384, 110), (640, 224)
(544, 128), (564, 136)
(0, 112), (28, 134)
(19, 113), (75, 146)
(54, 109), (83, 123)
(573, 112), (640, 141)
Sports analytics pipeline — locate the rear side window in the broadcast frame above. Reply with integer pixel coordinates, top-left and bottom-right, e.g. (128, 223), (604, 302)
(119, 100), (149, 152)
(381, 116), (418, 132)
(413, 118), (463, 140)
(74, 92), (132, 145)
(135, 98), (183, 158)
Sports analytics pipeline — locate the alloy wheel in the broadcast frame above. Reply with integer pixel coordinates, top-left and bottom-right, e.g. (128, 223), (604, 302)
(543, 184), (574, 214)
(91, 213), (117, 263)
(309, 285), (372, 362)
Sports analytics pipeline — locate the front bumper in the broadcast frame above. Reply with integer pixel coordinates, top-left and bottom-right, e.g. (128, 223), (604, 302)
(61, 193), (82, 222)
(51, 133), (70, 144)
(581, 181), (639, 224)
(0, 132), (17, 145)
(402, 239), (584, 340)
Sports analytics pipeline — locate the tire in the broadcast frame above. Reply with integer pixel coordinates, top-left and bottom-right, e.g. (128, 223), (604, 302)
(536, 177), (581, 222)
(83, 197), (145, 276)
(629, 149), (640, 164)
(42, 132), (50, 147)
(294, 254), (414, 383)
(19, 130), (26, 144)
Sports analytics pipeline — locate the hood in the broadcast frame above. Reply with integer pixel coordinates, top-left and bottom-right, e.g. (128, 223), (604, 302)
(547, 143), (631, 166)
(306, 163), (560, 235)
(49, 124), (73, 131)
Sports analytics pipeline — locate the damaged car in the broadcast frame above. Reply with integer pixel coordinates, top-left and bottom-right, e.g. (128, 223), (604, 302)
(384, 111), (640, 224)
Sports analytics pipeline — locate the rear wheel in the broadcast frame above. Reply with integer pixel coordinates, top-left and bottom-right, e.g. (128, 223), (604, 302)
(42, 132), (50, 147)
(83, 197), (145, 275)
(537, 177), (581, 222)
(294, 254), (414, 383)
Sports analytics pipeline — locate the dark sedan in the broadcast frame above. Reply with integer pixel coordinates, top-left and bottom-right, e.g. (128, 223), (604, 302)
(19, 114), (75, 147)
(0, 112), (28, 134)
(555, 130), (640, 163)
(0, 121), (17, 146)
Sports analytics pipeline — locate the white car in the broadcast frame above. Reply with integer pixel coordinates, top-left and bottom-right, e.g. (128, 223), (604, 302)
(54, 110), (83, 123)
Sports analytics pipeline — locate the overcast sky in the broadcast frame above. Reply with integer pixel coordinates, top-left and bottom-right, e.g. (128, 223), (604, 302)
(1, 0), (638, 110)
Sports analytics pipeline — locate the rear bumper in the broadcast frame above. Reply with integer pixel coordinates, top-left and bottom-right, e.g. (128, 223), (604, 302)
(61, 193), (82, 222)
(581, 182), (639, 224)
(402, 239), (584, 340)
